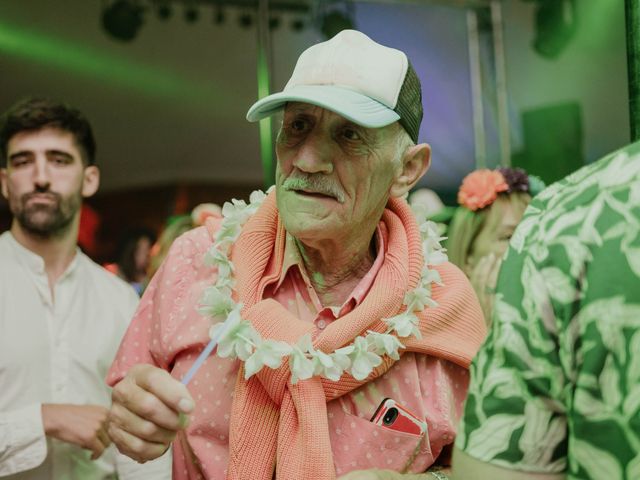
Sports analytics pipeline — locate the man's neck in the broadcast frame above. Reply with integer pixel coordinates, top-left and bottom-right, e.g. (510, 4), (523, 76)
(296, 226), (377, 308)
(11, 220), (79, 290)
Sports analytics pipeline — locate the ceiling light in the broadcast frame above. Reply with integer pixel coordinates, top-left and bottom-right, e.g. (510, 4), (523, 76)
(269, 17), (280, 30)
(532, 0), (577, 59)
(239, 12), (253, 28)
(214, 6), (225, 25)
(156, 1), (171, 20)
(290, 18), (305, 32)
(102, 0), (144, 42)
(320, 10), (355, 39)
(184, 5), (199, 23)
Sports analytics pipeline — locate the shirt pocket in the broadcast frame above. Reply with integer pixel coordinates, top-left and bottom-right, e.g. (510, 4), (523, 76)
(329, 409), (434, 476)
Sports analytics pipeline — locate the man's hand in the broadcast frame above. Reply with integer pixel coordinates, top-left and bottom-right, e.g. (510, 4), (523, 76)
(41, 403), (111, 460)
(108, 364), (194, 463)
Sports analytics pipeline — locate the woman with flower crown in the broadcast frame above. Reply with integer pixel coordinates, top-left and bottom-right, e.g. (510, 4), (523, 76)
(446, 167), (545, 325)
(105, 31), (485, 480)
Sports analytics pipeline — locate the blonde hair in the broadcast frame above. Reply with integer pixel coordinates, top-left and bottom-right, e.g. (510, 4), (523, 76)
(446, 192), (531, 270)
(147, 216), (194, 279)
(148, 203), (222, 279)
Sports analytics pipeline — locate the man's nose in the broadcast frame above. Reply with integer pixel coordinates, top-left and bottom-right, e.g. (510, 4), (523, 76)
(292, 133), (333, 175)
(33, 158), (51, 189)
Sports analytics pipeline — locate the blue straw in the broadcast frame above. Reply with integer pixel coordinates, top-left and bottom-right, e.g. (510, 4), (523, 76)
(181, 320), (230, 385)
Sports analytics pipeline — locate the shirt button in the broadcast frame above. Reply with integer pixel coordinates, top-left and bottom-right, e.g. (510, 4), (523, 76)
(317, 319), (327, 330)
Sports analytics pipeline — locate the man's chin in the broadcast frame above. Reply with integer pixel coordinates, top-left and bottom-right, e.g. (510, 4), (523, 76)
(282, 213), (341, 240)
(17, 211), (71, 237)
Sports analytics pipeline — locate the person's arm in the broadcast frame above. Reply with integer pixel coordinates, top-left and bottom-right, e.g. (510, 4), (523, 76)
(41, 403), (111, 459)
(0, 404), (47, 475)
(112, 287), (175, 479)
(0, 402), (111, 475)
(106, 229), (212, 463)
(452, 448), (564, 480)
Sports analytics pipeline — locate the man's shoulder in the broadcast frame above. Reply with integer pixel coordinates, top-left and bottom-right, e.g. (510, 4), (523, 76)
(78, 252), (138, 300)
(510, 142), (640, 255)
(150, 225), (217, 285)
(166, 224), (216, 262)
(0, 231), (13, 255)
(0, 233), (19, 281)
(532, 141), (640, 215)
(177, 224), (216, 248)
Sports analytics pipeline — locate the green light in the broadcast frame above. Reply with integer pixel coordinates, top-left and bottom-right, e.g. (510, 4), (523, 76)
(0, 21), (228, 107)
(256, 37), (275, 188)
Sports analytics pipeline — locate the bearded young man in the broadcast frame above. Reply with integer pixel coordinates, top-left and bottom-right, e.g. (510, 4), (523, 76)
(0, 98), (170, 479)
(107, 31), (486, 480)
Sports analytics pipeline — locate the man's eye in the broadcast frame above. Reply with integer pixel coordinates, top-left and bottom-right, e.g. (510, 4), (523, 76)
(291, 119), (307, 132)
(10, 158), (29, 168)
(342, 128), (361, 141)
(51, 156), (71, 165)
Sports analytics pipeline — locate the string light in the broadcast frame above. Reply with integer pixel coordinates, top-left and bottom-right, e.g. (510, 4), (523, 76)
(101, 0), (313, 41)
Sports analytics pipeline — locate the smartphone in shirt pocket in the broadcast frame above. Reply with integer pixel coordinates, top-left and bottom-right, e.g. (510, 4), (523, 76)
(370, 398), (427, 436)
(328, 396), (433, 475)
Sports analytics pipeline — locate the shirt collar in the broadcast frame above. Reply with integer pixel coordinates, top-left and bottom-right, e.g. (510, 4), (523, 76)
(5, 231), (82, 279)
(269, 223), (388, 309)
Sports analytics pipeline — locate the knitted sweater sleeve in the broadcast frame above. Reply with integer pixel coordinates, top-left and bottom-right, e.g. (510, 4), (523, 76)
(406, 262), (487, 369)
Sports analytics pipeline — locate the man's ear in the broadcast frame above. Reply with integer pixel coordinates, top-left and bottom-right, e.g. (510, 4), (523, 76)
(389, 143), (431, 198)
(82, 165), (100, 198)
(0, 168), (9, 200)
(0, 168), (8, 200)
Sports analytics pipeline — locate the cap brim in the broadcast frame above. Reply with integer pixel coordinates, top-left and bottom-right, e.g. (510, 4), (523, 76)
(246, 85), (400, 128)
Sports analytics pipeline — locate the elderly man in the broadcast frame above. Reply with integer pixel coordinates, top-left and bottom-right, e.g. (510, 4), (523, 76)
(107, 30), (485, 480)
(0, 98), (170, 479)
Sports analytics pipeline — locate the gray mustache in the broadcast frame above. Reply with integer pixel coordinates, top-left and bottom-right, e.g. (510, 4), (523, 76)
(282, 175), (345, 203)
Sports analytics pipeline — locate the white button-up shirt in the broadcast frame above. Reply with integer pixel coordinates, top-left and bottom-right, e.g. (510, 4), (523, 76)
(0, 231), (171, 479)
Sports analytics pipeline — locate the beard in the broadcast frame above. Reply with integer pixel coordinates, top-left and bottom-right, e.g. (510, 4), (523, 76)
(11, 189), (81, 238)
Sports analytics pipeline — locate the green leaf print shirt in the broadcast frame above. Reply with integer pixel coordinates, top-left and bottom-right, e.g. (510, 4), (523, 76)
(456, 142), (640, 480)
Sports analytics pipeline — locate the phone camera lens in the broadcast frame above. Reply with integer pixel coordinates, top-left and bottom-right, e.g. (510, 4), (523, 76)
(382, 407), (398, 425)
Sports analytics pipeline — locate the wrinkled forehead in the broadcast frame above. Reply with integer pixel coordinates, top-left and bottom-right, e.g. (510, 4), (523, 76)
(282, 101), (401, 137)
(283, 101), (340, 118)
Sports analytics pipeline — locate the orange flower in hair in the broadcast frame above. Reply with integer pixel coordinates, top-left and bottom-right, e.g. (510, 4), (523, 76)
(457, 169), (509, 211)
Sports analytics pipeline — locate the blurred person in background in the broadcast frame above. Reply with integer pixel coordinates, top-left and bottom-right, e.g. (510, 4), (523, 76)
(453, 142), (640, 479)
(408, 187), (445, 217)
(147, 202), (221, 279)
(408, 187), (455, 236)
(445, 167), (544, 324)
(0, 97), (170, 479)
(105, 227), (156, 296)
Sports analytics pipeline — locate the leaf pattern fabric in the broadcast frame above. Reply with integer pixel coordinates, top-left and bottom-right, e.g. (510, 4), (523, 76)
(457, 142), (640, 479)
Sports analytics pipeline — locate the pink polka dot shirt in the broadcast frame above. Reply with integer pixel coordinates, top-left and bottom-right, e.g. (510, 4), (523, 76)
(108, 225), (469, 478)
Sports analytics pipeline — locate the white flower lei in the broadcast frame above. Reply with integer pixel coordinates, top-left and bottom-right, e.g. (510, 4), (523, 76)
(197, 189), (448, 384)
